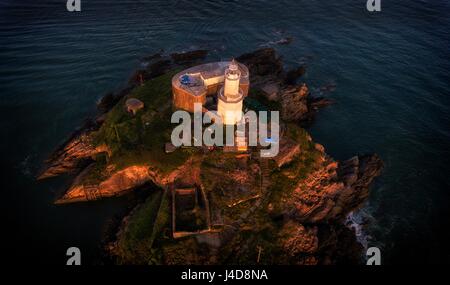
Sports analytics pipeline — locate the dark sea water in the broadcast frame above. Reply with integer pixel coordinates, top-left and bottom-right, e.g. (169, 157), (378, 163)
(1, 0), (449, 265)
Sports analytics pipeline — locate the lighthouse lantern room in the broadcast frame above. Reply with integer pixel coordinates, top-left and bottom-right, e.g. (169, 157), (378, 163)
(217, 59), (244, 125)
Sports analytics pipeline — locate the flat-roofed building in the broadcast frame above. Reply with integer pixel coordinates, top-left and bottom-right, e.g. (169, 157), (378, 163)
(172, 61), (249, 113)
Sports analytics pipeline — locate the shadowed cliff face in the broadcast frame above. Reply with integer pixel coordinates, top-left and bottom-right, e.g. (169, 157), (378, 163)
(38, 48), (383, 265)
(37, 132), (104, 180)
(289, 154), (383, 223)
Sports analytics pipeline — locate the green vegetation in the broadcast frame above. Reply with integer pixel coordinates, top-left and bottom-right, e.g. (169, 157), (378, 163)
(282, 123), (322, 179)
(113, 190), (161, 264)
(220, 224), (285, 265)
(268, 123), (323, 215)
(113, 188), (171, 265)
(81, 153), (109, 185)
(92, 70), (192, 176)
(200, 151), (261, 220)
(160, 238), (202, 265)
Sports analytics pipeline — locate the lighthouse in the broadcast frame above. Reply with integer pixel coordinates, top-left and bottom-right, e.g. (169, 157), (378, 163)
(217, 59), (244, 125)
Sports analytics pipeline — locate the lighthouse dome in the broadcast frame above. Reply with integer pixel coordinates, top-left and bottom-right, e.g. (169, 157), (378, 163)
(229, 59), (239, 71)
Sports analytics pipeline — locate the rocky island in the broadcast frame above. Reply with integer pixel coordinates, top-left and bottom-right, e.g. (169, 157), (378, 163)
(38, 48), (383, 265)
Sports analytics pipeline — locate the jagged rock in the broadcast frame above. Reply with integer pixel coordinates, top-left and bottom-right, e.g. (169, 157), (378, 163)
(54, 156), (200, 204)
(279, 84), (309, 122)
(290, 154), (383, 223)
(56, 165), (152, 204)
(317, 223), (365, 265)
(38, 132), (109, 180)
(308, 96), (334, 109)
(337, 154), (384, 212)
(128, 69), (147, 86)
(97, 92), (115, 113)
(260, 82), (280, 101)
(277, 36), (294, 45)
(274, 137), (300, 167)
(339, 156), (359, 186)
(314, 143), (325, 153)
(320, 83), (337, 92)
(279, 221), (318, 255)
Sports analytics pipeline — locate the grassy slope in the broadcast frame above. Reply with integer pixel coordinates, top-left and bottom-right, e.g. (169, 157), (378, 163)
(113, 189), (170, 264)
(92, 70), (191, 177)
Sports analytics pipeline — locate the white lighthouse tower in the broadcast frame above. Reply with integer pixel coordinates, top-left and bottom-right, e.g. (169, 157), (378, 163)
(217, 59), (244, 125)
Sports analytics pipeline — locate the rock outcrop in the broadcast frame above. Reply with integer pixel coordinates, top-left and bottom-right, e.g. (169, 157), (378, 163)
(279, 83), (309, 122)
(279, 221), (319, 256)
(234, 48), (330, 122)
(38, 131), (109, 180)
(289, 154), (383, 223)
(56, 165), (152, 204)
(273, 137), (301, 168)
